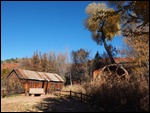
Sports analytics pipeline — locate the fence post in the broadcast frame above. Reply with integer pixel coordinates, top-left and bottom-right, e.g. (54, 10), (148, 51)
(81, 92), (82, 102)
(70, 90), (71, 98)
(2, 89), (4, 98)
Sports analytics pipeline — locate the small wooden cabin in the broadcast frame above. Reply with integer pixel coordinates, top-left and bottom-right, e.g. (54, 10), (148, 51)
(6, 68), (64, 95)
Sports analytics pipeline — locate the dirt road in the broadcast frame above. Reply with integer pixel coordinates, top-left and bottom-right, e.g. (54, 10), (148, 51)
(1, 94), (54, 112)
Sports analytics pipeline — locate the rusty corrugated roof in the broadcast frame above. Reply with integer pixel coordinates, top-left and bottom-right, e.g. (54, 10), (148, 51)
(54, 74), (64, 82)
(13, 68), (64, 82)
(45, 73), (60, 82)
(100, 58), (134, 63)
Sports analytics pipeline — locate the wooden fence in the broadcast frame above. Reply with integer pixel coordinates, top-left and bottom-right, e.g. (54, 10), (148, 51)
(61, 90), (96, 106)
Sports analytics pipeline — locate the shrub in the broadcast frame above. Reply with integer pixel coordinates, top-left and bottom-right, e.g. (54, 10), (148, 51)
(62, 84), (86, 93)
(83, 74), (149, 112)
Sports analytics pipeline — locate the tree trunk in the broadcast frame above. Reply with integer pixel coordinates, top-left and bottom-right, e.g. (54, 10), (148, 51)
(101, 30), (115, 64)
(100, 22), (116, 64)
(103, 40), (116, 64)
(70, 70), (72, 85)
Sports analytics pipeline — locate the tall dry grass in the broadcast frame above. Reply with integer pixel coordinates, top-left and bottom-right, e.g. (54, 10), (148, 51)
(82, 74), (149, 112)
(62, 84), (86, 93)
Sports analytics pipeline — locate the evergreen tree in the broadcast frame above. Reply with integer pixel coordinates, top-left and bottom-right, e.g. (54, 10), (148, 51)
(92, 51), (103, 71)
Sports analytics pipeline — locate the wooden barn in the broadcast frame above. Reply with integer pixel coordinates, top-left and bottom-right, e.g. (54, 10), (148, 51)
(6, 68), (64, 96)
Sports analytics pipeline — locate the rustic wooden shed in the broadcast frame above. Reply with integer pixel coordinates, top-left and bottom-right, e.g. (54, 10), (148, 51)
(6, 68), (64, 96)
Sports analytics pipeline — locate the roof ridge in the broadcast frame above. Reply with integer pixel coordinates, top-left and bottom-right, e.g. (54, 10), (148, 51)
(7, 68), (63, 82)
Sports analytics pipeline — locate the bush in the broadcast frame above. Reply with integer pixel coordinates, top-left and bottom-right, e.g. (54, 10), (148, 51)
(1, 68), (11, 80)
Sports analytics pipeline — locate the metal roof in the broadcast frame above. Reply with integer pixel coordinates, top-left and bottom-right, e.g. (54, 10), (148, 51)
(10, 68), (64, 82)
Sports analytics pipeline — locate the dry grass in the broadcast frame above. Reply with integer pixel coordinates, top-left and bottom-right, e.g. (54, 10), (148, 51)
(82, 74), (149, 112)
(1, 93), (103, 112)
(62, 84), (86, 93)
(1, 94), (47, 112)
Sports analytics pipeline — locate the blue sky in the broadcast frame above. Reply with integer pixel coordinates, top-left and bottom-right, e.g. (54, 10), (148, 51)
(1, 1), (124, 61)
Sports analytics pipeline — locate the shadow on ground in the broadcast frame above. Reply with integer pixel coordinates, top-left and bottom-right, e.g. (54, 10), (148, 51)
(26, 95), (104, 112)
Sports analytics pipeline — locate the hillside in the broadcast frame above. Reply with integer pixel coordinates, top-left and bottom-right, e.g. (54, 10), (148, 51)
(1, 62), (21, 70)
(1, 58), (22, 80)
(1, 58), (23, 70)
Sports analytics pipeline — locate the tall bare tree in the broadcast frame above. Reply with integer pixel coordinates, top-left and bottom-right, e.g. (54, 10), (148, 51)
(47, 52), (58, 73)
(56, 52), (69, 79)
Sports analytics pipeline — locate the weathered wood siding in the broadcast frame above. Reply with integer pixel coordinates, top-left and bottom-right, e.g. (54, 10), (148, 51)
(28, 80), (43, 88)
(46, 82), (63, 94)
(6, 71), (25, 94)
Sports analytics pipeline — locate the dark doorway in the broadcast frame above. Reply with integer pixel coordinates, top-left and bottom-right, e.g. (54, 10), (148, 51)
(42, 81), (44, 88)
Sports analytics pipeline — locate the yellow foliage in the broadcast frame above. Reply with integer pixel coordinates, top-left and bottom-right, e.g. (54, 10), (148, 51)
(84, 2), (121, 42)
(123, 26), (149, 75)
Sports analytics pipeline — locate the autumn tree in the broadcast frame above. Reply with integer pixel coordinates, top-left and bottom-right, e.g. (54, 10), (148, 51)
(108, 1), (149, 32)
(40, 53), (48, 72)
(21, 50), (69, 81)
(71, 48), (90, 83)
(64, 64), (72, 85)
(21, 57), (32, 70)
(102, 44), (118, 64)
(84, 2), (121, 64)
(108, 1), (149, 76)
(31, 51), (41, 71)
(124, 34), (149, 76)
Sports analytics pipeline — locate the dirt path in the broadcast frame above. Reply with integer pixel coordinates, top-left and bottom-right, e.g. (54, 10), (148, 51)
(1, 94), (55, 112)
(1, 94), (103, 112)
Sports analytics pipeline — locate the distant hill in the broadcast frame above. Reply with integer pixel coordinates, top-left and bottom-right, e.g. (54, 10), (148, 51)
(1, 58), (23, 70)
(1, 58), (22, 80)
(1, 62), (21, 70)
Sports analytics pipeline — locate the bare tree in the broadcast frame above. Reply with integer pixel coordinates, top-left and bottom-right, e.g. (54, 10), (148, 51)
(47, 52), (58, 73)
(55, 51), (69, 80)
